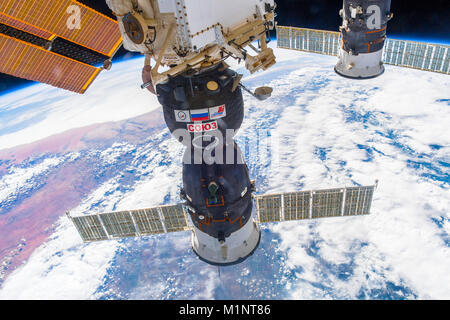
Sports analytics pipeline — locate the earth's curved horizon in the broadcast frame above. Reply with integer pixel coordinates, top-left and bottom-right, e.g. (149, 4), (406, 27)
(0, 44), (449, 299)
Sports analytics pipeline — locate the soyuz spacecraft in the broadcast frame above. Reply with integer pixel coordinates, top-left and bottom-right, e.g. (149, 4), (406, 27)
(1, 0), (447, 266)
(73, 0), (377, 266)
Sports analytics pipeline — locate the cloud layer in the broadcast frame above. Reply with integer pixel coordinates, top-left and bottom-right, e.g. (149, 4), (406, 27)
(0, 46), (449, 299)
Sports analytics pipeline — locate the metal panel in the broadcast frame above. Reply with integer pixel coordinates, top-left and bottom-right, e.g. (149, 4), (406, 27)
(277, 26), (340, 57)
(160, 204), (190, 233)
(277, 26), (450, 75)
(99, 211), (137, 238)
(256, 185), (375, 223)
(0, 0), (122, 56)
(69, 204), (191, 243)
(283, 191), (310, 221)
(176, 0), (274, 51)
(255, 194), (282, 223)
(0, 22), (48, 47)
(0, 34), (101, 93)
(72, 215), (108, 242)
(343, 186), (374, 216)
(383, 38), (450, 74)
(276, 26), (290, 49)
(0, 12), (53, 39)
(131, 208), (165, 235)
(311, 188), (344, 218)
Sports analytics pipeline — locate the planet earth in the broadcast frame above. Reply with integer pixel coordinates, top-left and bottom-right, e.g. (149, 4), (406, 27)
(0, 43), (449, 299)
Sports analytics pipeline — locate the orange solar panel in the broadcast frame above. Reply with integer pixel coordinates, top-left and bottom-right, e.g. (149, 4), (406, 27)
(0, 33), (101, 93)
(0, 12), (53, 40)
(0, 0), (122, 56)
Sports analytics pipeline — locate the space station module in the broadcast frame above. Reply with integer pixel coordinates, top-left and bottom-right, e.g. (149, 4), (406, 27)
(335, 0), (393, 79)
(106, 0), (276, 86)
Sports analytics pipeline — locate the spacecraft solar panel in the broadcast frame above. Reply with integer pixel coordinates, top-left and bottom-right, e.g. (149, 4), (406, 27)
(311, 188), (344, 218)
(277, 26), (450, 75)
(255, 194), (282, 223)
(277, 26), (290, 49)
(160, 204), (190, 233)
(283, 191), (310, 221)
(69, 204), (191, 243)
(0, 34), (101, 93)
(131, 208), (165, 235)
(257, 185), (375, 224)
(277, 26), (340, 56)
(343, 186), (374, 216)
(307, 29), (323, 54)
(0, 0), (122, 56)
(383, 39), (450, 74)
(0, 0), (123, 93)
(0, 12), (53, 40)
(72, 215), (108, 242)
(99, 211), (137, 238)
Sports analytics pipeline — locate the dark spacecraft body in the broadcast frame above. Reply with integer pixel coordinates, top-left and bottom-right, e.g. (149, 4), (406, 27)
(335, 0), (393, 79)
(156, 63), (244, 147)
(181, 143), (254, 241)
(181, 142), (260, 265)
(156, 63), (262, 265)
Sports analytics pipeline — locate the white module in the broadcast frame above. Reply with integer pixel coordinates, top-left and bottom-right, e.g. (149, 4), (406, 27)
(106, 0), (276, 85)
(191, 218), (261, 265)
(335, 49), (385, 79)
(169, 0), (275, 51)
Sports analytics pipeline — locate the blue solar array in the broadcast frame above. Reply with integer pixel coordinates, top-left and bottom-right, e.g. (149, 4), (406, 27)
(277, 26), (450, 75)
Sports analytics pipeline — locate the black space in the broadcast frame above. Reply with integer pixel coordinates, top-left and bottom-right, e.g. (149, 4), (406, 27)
(1, 0), (449, 93)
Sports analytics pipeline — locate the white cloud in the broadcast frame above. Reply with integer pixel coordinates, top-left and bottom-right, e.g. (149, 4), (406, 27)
(0, 57), (160, 150)
(0, 216), (120, 299)
(1, 47), (449, 299)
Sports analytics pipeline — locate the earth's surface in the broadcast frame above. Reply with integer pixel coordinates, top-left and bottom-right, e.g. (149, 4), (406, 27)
(0, 45), (449, 299)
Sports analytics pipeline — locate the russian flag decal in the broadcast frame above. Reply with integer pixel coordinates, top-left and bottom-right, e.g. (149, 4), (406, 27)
(190, 108), (210, 122)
